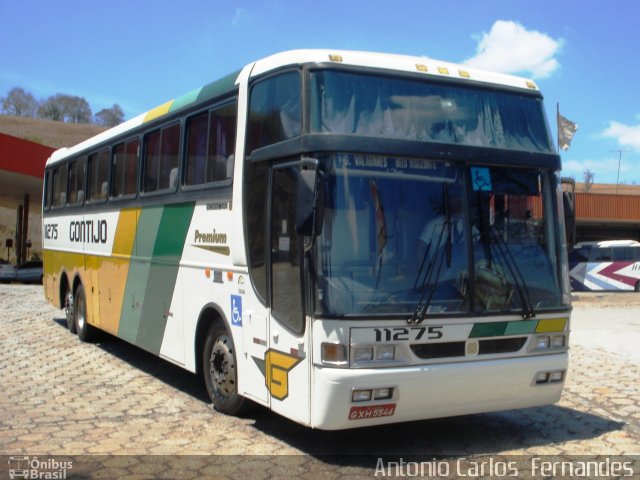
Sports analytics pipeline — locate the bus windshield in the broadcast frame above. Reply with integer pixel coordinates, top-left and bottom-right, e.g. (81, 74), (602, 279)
(312, 154), (564, 318)
(310, 70), (553, 153)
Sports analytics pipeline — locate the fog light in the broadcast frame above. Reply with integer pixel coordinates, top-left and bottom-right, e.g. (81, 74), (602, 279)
(373, 387), (393, 400)
(549, 371), (564, 383)
(535, 372), (549, 384)
(354, 346), (374, 361)
(352, 389), (372, 402)
(376, 345), (395, 361)
(322, 342), (347, 364)
(551, 335), (566, 348)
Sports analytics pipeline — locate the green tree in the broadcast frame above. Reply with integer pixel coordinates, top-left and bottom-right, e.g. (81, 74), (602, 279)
(94, 104), (125, 127)
(37, 94), (92, 123)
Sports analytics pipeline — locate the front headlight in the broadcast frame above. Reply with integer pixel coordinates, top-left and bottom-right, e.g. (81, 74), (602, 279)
(529, 334), (568, 353)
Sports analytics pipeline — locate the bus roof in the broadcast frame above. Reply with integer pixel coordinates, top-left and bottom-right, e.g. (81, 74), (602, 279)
(574, 240), (640, 248)
(46, 49), (540, 167)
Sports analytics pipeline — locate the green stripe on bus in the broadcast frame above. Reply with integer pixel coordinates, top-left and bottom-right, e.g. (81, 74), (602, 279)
(170, 87), (203, 112)
(117, 206), (164, 344)
(504, 319), (538, 335)
(469, 322), (508, 338)
(196, 70), (240, 103)
(135, 203), (195, 354)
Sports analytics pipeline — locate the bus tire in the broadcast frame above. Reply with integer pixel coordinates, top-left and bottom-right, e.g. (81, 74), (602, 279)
(74, 284), (98, 342)
(635, 281), (640, 292)
(64, 284), (76, 334)
(202, 323), (246, 415)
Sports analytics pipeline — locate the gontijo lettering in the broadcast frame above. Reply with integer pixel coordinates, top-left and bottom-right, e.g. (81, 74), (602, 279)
(69, 219), (108, 243)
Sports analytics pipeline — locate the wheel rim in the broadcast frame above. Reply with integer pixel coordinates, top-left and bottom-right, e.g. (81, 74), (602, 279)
(76, 293), (85, 330)
(65, 290), (73, 322)
(209, 335), (236, 400)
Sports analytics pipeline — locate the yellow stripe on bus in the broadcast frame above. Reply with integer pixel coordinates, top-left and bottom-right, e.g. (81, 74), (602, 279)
(143, 100), (174, 123)
(99, 208), (140, 335)
(535, 318), (568, 333)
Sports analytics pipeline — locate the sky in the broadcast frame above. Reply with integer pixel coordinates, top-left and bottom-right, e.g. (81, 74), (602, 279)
(1, 0), (639, 185)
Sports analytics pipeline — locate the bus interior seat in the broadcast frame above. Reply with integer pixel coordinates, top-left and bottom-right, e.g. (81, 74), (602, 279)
(169, 168), (179, 189)
(226, 155), (235, 179)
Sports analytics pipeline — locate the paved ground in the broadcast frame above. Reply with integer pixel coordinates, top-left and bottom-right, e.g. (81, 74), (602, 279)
(0, 285), (639, 478)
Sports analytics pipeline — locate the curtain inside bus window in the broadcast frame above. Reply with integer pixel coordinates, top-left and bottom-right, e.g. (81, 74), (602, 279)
(186, 111), (209, 185)
(68, 156), (86, 205)
(159, 123), (181, 190)
(124, 139), (139, 196)
(144, 130), (162, 192)
(52, 164), (68, 207)
(112, 143), (126, 198)
(310, 70), (553, 153)
(88, 149), (109, 202)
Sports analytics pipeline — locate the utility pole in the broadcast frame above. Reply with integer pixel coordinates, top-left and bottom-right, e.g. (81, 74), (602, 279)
(611, 149), (631, 194)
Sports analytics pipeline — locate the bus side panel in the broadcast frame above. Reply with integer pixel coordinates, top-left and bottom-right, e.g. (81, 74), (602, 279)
(117, 206), (164, 344)
(98, 208), (140, 336)
(116, 203), (194, 358)
(135, 203), (194, 357)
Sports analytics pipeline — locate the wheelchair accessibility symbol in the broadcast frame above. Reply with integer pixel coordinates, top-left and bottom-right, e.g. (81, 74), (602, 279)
(231, 295), (242, 326)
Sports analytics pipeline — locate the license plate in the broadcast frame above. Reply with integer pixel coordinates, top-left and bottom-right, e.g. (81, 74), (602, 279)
(348, 403), (396, 420)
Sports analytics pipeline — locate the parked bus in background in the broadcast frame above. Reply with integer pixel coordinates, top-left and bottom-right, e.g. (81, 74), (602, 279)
(42, 50), (571, 430)
(569, 240), (640, 292)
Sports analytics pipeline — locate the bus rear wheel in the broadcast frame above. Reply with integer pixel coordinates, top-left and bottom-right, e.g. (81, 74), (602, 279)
(74, 284), (98, 342)
(64, 285), (76, 334)
(203, 324), (246, 415)
(635, 281), (640, 292)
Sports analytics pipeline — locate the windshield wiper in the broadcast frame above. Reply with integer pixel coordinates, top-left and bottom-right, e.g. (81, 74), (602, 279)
(488, 226), (535, 319)
(409, 221), (451, 324)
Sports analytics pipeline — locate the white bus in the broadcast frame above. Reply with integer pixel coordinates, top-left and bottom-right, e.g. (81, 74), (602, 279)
(569, 240), (640, 291)
(43, 50), (571, 430)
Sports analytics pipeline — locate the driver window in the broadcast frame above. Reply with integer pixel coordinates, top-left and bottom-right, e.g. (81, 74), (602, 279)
(271, 166), (304, 333)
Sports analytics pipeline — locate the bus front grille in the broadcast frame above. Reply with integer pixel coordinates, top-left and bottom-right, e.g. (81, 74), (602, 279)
(411, 337), (527, 359)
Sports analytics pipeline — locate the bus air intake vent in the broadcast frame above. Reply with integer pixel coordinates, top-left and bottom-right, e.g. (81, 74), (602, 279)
(411, 337), (527, 359)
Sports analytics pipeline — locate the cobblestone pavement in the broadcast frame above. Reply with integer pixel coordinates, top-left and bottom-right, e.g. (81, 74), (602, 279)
(0, 285), (639, 478)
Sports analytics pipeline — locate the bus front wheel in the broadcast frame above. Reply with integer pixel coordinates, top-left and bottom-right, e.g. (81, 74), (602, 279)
(203, 324), (246, 415)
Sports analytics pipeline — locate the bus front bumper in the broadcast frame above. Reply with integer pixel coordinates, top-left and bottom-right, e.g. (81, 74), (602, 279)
(311, 353), (568, 430)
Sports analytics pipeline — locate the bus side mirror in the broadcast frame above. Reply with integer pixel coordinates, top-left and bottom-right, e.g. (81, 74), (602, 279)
(295, 158), (324, 237)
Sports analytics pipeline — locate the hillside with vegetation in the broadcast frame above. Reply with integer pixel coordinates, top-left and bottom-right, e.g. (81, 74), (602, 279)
(0, 115), (107, 149)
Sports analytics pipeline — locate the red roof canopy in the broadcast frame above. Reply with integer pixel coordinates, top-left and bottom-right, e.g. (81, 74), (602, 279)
(0, 132), (55, 179)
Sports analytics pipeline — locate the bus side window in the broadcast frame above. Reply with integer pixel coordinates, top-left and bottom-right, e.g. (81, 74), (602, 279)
(143, 123), (180, 192)
(67, 156), (87, 205)
(613, 246), (634, 261)
(590, 247), (612, 262)
(112, 138), (139, 198)
(247, 71), (301, 153)
(43, 171), (51, 210)
(88, 148), (109, 202)
(185, 102), (237, 186)
(52, 164), (68, 208)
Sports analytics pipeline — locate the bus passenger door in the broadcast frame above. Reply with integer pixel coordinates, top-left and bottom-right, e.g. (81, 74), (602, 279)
(266, 165), (310, 425)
